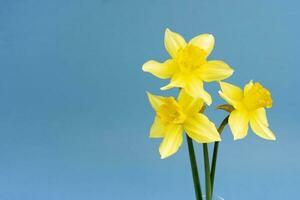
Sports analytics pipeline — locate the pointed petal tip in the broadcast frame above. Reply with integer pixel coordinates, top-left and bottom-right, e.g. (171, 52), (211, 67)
(160, 152), (170, 159)
(206, 100), (212, 106)
(266, 135), (276, 141)
(212, 129), (222, 142)
(255, 133), (276, 141)
(160, 83), (175, 91)
(146, 91), (152, 97)
(146, 92), (151, 101)
(203, 93), (212, 106)
(233, 134), (247, 140)
(187, 90), (212, 106)
(164, 28), (173, 37)
(233, 137), (242, 141)
(160, 87), (166, 91)
(142, 61), (153, 72)
(208, 33), (215, 40)
(202, 33), (215, 41)
(142, 63), (147, 71)
(209, 137), (221, 143)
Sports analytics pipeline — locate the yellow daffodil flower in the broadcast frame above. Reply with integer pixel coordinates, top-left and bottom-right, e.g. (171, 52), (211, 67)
(143, 28), (234, 105)
(147, 90), (221, 159)
(219, 81), (276, 140)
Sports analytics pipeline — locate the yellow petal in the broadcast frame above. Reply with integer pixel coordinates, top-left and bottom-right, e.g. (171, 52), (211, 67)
(184, 113), (221, 143)
(184, 77), (212, 105)
(250, 111), (275, 140)
(160, 73), (185, 90)
(218, 82), (243, 108)
(142, 59), (176, 79)
(228, 110), (249, 140)
(198, 61), (233, 82)
(189, 34), (215, 56)
(164, 28), (187, 58)
(219, 82), (243, 100)
(149, 117), (166, 138)
(159, 125), (183, 159)
(147, 92), (165, 111)
(252, 108), (269, 126)
(244, 80), (254, 96)
(178, 89), (204, 115)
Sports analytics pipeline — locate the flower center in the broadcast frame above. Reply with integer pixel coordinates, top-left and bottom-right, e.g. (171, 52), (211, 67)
(174, 44), (207, 74)
(243, 83), (272, 110)
(157, 97), (186, 124)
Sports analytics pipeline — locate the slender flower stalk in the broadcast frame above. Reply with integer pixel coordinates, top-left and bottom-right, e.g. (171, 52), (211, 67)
(203, 143), (212, 200)
(186, 134), (203, 200)
(210, 116), (229, 196)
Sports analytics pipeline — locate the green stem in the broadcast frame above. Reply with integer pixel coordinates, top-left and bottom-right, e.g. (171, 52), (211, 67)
(186, 134), (203, 200)
(203, 143), (212, 200)
(210, 115), (229, 196)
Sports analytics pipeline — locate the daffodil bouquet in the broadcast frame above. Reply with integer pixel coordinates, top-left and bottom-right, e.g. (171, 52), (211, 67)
(142, 29), (275, 200)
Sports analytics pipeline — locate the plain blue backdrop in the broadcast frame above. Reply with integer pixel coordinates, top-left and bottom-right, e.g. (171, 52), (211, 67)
(0, 0), (299, 199)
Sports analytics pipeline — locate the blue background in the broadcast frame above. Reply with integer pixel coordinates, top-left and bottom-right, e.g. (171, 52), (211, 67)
(0, 0), (299, 199)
